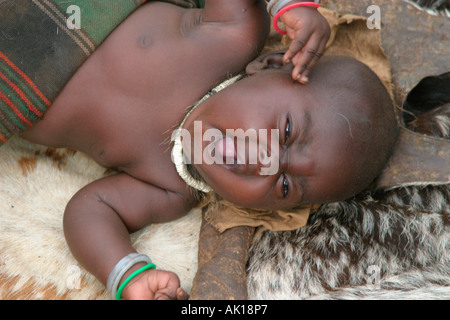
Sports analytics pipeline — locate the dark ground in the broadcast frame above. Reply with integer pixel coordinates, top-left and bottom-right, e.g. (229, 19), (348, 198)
(321, 0), (449, 108)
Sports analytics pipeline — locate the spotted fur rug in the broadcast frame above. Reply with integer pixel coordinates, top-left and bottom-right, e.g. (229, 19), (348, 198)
(0, 138), (201, 299)
(248, 184), (450, 299)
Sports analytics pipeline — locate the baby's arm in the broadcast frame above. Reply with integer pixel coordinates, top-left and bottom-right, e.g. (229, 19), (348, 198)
(63, 173), (193, 300)
(201, 0), (267, 22)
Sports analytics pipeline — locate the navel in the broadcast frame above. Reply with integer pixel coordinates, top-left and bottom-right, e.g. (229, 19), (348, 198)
(137, 34), (153, 49)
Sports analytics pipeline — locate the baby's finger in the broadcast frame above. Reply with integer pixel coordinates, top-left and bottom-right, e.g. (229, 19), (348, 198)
(177, 288), (189, 300)
(284, 35), (308, 63)
(154, 286), (178, 300)
(298, 41), (327, 83)
(291, 38), (323, 83)
(155, 292), (172, 300)
(291, 58), (306, 84)
(154, 287), (188, 300)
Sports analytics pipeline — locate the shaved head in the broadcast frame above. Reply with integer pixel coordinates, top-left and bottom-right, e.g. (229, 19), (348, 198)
(306, 56), (399, 198)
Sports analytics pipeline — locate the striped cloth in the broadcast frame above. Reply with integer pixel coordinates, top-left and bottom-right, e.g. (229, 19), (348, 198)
(0, 0), (203, 146)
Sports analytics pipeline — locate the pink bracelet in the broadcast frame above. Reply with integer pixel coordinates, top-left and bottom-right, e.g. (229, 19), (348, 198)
(273, 2), (321, 35)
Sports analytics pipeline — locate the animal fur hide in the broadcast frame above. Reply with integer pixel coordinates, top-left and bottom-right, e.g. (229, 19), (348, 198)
(0, 138), (201, 299)
(247, 184), (450, 299)
(403, 0), (450, 16)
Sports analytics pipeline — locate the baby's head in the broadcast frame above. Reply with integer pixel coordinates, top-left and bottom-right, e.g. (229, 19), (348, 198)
(182, 52), (398, 210)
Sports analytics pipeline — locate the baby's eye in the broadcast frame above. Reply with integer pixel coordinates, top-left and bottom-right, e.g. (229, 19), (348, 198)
(282, 175), (289, 198)
(284, 116), (291, 144)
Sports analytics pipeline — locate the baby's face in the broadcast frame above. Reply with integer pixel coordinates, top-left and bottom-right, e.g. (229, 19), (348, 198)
(183, 58), (366, 210)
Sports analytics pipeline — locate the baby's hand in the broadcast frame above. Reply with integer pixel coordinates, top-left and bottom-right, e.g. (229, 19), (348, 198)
(121, 268), (189, 300)
(279, 5), (330, 84)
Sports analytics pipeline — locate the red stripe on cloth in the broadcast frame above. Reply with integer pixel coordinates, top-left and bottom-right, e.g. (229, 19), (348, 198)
(0, 91), (33, 127)
(0, 71), (44, 118)
(0, 51), (51, 107)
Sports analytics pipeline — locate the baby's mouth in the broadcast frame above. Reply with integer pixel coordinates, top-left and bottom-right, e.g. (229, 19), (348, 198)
(215, 135), (238, 165)
(214, 135), (258, 175)
(212, 134), (278, 175)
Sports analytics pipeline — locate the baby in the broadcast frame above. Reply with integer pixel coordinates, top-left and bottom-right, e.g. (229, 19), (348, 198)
(2, 1), (398, 300)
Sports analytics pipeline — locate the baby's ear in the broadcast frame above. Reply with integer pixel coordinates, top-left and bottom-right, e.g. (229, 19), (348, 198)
(245, 50), (287, 76)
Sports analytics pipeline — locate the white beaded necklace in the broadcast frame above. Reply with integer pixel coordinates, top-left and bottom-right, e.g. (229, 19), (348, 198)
(171, 74), (244, 193)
